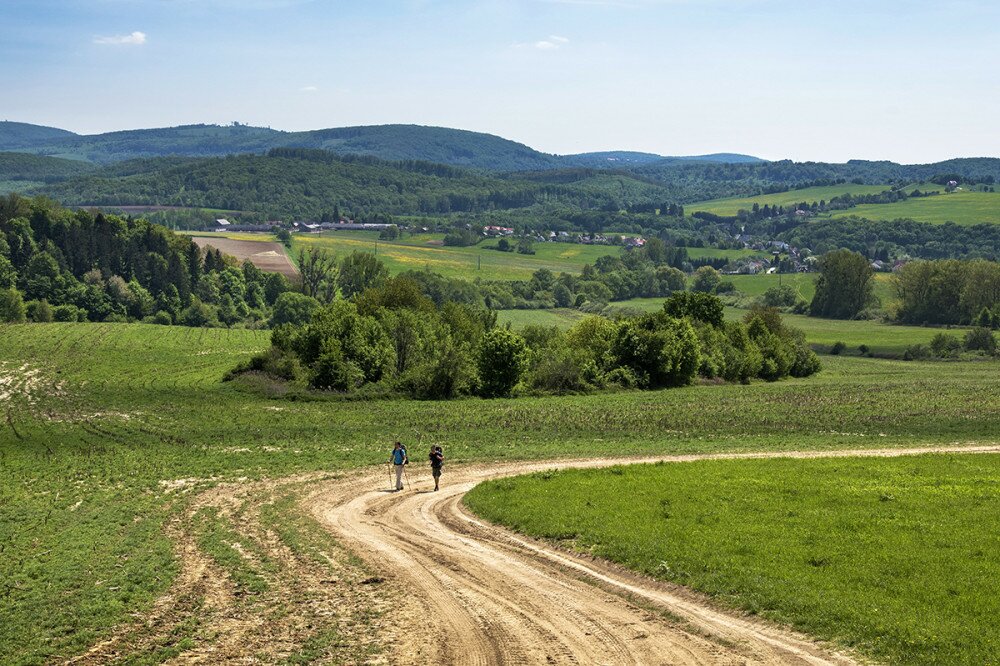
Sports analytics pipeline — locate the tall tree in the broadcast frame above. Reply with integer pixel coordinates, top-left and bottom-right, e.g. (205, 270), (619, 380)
(810, 249), (874, 319)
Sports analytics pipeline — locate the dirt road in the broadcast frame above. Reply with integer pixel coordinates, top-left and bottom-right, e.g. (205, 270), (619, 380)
(70, 444), (999, 664)
(306, 445), (1000, 665)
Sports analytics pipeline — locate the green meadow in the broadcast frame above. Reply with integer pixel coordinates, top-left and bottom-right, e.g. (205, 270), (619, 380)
(465, 453), (1000, 665)
(829, 189), (1000, 226)
(1, 322), (998, 662)
(689, 184), (892, 216)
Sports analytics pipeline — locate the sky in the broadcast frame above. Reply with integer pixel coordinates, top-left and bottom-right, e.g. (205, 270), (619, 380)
(1, 0), (998, 163)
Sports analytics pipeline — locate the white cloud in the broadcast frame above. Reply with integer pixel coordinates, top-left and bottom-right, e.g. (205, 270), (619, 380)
(514, 35), (571, 50)
(94, 31), (147, 46)
(300, 85), (319, 92)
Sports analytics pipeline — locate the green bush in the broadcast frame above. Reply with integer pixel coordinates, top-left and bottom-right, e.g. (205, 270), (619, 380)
(930, 333), (962, 358)
(53, 304), (84, 322)
(0, 288), (26, 323)
(963, 328), (996, 355)
(477, 328), (528, 398)
(25, 299), (53, 323)
(830, 341), (846, 355)
(903, 344), (931, 361)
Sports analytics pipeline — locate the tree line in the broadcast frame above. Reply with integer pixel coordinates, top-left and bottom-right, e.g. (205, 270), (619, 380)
(230, 285), (820, 400)
(0, 195), (292, 326)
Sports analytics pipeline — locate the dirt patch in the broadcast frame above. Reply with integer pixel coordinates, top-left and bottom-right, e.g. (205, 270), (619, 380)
(192, 237), (299, 279)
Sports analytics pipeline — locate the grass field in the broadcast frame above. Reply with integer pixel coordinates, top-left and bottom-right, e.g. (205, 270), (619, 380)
(2, 322), (998, 663)
(184, 230), (769, 282)
(689, 184), (893, 216)
(465, 453), (1000, 664)
(828, 189), (1000, 226)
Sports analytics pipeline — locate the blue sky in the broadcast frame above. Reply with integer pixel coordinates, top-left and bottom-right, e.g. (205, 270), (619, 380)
(1, 0), (997, 162)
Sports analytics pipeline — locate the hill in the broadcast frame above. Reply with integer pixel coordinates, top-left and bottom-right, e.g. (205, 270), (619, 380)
(0, 122), (562, 170)
(0, 151), (95, 194)
(281, 124), (561, 171)
(0, 121), (765, 172)
(35, 148), (677, 218)
(0, 121), (77, 149)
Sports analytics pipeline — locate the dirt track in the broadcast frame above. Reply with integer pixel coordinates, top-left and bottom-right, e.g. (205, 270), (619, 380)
(305, 445), (1000, 665)
(70, 444), (1000, 664)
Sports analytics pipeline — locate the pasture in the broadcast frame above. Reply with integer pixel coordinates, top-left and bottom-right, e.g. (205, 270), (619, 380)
(465, 452), (1000, 665)
(2, 322), (997, 663)
(828, 189), (1000, 226)
(689, 184), (893, 216)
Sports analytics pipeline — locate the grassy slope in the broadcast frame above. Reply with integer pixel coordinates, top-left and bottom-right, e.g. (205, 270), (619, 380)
(3, 323), (997, 662)
(828, 189), (1000, 226)
(465, 454), (1000, 665)
(688, 184), (892, 216)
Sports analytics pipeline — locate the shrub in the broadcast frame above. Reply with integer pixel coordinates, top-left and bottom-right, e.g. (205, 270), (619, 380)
(790, 344), (822, 377)
(930, 333), (962, 358)
(26, 299), (53, 323)
(152, 310), (173, 326)
(858, 344), (870, 355)
(226, 346), (303, 383)
(529, 347), (589, 393)
(0, 288), (26, 323)
(762, 285), (799, 308)
(963, 327), (997, 355)
(830, 341), (846, 355)
(604, 366), (641, 389)
(903, 344), (931, 361)
(310, 340), (364, 390)
(53, 304), (85, 322)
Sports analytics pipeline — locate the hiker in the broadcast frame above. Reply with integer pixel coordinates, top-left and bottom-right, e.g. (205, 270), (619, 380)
(390, 441), (408, 491)
(429, 445), (444, 491)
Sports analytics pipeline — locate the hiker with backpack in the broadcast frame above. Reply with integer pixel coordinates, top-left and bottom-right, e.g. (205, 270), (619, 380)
(429, 445), (444, 491)
(390, 441), (408, 491)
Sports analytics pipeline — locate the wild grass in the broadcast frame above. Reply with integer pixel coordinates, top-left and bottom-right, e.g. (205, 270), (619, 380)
(0, 322), (997, 662)
(465, 453), (1000, 665)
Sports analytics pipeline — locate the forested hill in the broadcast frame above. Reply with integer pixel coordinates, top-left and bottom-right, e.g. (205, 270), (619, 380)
(0, 122), (562, 170)
(0, 121), (761, 171)
(36, 148), (680, 219)
(634, 157), (1000, 188)
(0, 121), (77, 149)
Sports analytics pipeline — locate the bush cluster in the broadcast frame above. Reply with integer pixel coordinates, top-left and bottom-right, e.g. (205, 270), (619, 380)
(230, 287), (820, 399)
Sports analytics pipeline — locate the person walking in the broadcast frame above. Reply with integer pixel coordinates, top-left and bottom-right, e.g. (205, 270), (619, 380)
(429, 445), (444, 491)
(390, 441), (408, 491)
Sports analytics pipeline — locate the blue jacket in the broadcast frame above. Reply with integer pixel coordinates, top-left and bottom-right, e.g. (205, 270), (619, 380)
(392, 448), (407, 465)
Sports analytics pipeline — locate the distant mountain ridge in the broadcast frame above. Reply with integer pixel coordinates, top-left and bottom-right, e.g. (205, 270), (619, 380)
(0, 121), (763, 171)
